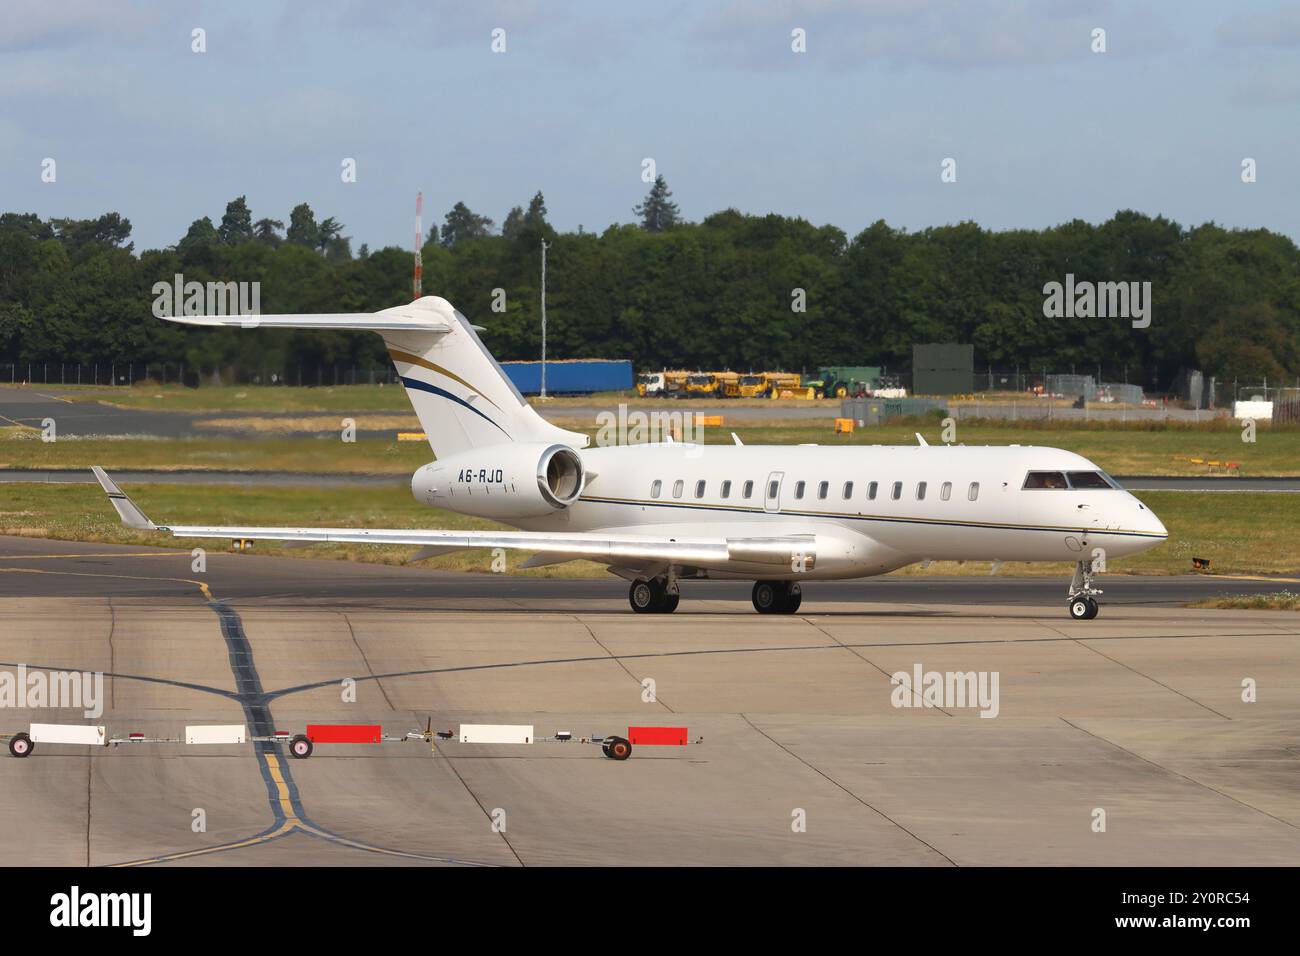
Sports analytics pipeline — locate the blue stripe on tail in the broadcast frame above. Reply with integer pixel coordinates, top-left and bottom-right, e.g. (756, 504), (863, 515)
(400, 376), (510, 437)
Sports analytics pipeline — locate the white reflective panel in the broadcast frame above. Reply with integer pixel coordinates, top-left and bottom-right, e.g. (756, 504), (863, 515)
(186, 725), (247, 745)
(459, 724), (534, 744)
(29, 723), (107, 746)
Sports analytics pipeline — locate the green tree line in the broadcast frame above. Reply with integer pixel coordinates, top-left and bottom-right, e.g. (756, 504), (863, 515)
(1, 185), (1297, 388)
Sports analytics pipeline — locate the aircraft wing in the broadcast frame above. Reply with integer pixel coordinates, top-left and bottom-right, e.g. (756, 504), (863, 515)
(91, 467), (814, 571)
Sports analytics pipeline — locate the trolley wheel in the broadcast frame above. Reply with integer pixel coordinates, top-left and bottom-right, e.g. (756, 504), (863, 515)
(604, 736), (632, 761)
(289, 734), (313, 759)
(8, 732), (33, 758)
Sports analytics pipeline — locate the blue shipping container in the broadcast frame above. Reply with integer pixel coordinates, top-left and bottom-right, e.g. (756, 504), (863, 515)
(499, 359), (632, 395)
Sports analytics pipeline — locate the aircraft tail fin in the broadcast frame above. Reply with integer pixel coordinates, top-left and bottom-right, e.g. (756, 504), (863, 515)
(160, 296), (589, 458)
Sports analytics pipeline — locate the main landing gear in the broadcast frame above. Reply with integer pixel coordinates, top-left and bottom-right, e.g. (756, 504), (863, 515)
(628, 577), (680, 614)
(752, 580), (802, 615)
(1067, 560), (1101, 620)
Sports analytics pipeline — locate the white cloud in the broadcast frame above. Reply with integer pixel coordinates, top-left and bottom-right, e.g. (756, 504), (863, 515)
(1216, 8), (1300, 49)
(0, 0), (155, 53)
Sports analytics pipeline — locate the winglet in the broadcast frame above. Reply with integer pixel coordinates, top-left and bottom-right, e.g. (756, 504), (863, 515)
(90, 467), (157, 530)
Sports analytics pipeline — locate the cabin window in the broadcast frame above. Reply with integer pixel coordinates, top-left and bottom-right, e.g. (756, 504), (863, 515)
(743, 480), (754, 499)
(651, 480), (662, 498)
(794, 480), (806, 499)
(968, 482), (979, 501)
(1023, 471), (1068, 490)
(817, 481), (829, 500)
(843, 481), (853, 499)
(867, 481), (878, 501)
(767, 480), (778, 499)
(891, 481), (902, 500)
(940, 481), (952, 501)
(672, 479), (684, 498)
(695, 480), (706, 498)
(721, 480), (732, 499)
(916, 481), (927, 500)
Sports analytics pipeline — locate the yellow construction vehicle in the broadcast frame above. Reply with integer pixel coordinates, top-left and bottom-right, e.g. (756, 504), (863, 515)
(763, 372), (808, 399)
(685, 372), (729, 398)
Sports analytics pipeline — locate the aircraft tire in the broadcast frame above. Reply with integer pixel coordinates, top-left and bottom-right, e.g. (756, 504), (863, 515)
(752, 581), (786, 614)
(629, 579), (663, 613)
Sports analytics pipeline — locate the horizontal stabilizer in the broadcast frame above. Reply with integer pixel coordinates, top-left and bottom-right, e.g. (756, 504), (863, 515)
(160, 311), (452, 332)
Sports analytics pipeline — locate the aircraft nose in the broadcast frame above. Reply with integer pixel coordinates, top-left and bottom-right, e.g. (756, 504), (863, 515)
(1136, 498), (1167, 539)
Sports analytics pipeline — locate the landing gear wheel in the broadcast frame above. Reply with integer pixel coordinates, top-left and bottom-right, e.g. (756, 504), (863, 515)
(8, 732), (32, 758)
(753, 581), (802, 614)
(1068, 597), (1099, 620)
(603, 736), (632, 761)
(629, 578), (662, 613)
(661, 592), (680, 613)
(289, 734), (313, 759)
(752, 580), (784, 614)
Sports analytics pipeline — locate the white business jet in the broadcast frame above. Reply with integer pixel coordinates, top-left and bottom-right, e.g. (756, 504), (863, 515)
(93, 296), (1167, 618)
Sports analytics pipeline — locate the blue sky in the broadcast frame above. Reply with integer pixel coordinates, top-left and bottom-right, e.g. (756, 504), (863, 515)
(3, 0), (1299, 251)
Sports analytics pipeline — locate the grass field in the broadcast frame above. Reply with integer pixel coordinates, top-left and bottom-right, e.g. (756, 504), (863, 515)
(55, 383), (423, 413)
(5, 416), (1298, 476)
(1, 484), (1295, 579)
(1190, 592), (1300, 611)
(0, 429), (424, 473)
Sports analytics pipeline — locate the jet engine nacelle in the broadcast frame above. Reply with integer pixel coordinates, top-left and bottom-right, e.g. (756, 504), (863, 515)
(412, 442), (585, 519)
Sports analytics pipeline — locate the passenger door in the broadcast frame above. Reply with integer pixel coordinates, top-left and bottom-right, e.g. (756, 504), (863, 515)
(764, 471), (784, 513)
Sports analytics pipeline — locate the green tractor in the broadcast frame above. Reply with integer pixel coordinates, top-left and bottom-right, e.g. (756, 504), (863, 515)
(802, 366), (881, 400)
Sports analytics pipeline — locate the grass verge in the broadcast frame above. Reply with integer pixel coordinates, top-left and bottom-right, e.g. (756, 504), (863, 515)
(1188, 592), (1300, 610)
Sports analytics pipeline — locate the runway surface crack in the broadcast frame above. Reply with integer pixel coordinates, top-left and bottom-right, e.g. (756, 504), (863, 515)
(739, 713), (958, 866)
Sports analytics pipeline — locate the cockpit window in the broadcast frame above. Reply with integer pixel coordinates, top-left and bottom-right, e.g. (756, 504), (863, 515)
(1066, 471), (1115, 489)
(1023, 471), (1068, 490)
(1024, 470), (1119, 490)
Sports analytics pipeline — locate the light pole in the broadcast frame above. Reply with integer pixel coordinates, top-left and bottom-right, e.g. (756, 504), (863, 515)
(540, 238), (548, 400)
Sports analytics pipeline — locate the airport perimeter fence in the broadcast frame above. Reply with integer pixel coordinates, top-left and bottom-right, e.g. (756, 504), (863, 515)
(3, 361), (401, 388)
(1274, 397), (1300, 425)
(896, 368), (1160, 404)
(842, 398), (1228, 425)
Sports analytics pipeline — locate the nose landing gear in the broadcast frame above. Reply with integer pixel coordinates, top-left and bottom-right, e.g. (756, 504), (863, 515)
(1067, 560), (1101, 620)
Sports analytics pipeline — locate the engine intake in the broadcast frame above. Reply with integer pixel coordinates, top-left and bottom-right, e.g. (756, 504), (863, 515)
(538, 445), (583, 508)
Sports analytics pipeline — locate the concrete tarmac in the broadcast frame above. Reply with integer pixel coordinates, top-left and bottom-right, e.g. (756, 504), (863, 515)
(0, 536), (1297, 866)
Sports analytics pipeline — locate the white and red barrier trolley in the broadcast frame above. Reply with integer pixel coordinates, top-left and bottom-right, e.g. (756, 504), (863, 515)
(5, 721), (702, 761)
